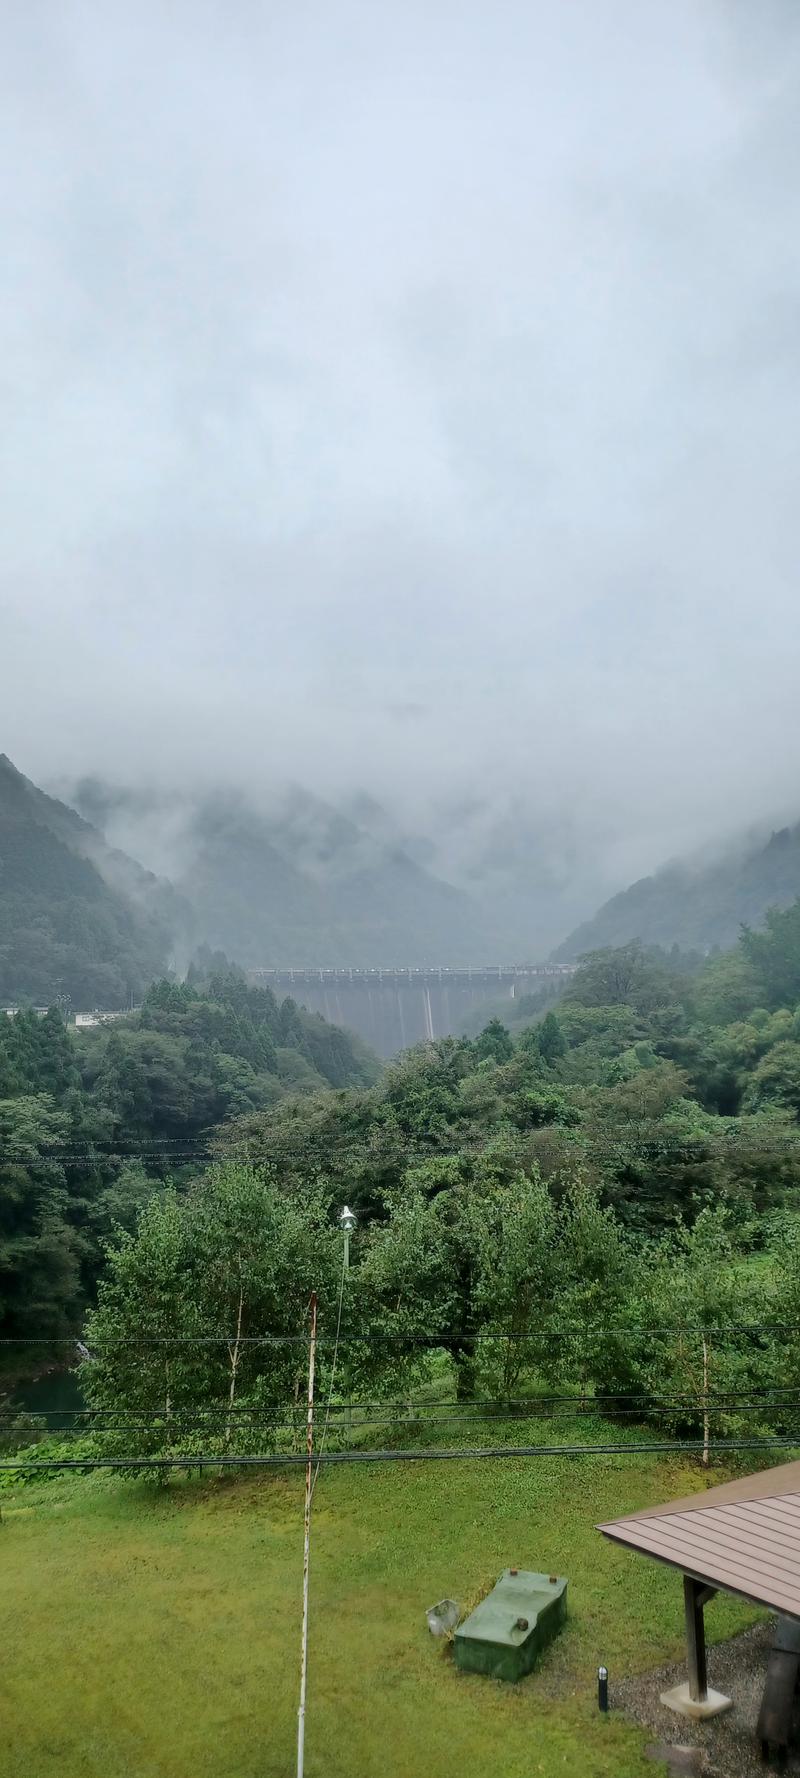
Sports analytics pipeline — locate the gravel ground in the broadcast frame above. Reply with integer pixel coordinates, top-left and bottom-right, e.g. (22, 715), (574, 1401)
(613, 1621), (800, 1778)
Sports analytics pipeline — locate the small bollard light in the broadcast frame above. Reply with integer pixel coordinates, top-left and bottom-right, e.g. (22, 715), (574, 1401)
(598, 1665), (609, 1712)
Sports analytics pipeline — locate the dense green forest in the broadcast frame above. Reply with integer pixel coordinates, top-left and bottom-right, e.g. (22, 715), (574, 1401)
(54, 896), (800, 1465)
(9, 897), (800, 1466)
(0, 970), (377, 1342)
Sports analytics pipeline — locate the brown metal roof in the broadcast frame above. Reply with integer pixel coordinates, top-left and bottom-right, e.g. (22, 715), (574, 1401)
(597, 1461), (800, 1618)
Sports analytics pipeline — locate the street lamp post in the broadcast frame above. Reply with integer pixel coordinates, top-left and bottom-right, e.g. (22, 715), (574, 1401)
(339, 1206), (357, 1433)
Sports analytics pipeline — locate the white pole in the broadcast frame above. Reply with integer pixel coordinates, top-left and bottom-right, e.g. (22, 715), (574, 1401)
(343, 1229), (351, 1436)
(297, 1292), (317, 1778)
(339, 1208), (356, 1438)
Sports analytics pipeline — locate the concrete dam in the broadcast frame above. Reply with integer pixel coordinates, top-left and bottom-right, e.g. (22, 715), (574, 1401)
(250, 965), (575, 1058)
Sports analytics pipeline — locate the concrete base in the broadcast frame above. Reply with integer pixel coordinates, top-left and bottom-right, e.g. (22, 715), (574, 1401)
(659, 1683), (733, 1721)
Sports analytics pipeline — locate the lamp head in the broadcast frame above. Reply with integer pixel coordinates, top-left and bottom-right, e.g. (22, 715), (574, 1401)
(340, 1205), (357, 1231)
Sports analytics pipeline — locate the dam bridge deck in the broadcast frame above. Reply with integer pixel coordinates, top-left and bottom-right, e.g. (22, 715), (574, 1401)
(251, 964), (574, 989)
(248, 965), (574, 1057)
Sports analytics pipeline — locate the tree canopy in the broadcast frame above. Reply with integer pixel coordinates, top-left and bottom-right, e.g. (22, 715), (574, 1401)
(0, 972), (377, 1339)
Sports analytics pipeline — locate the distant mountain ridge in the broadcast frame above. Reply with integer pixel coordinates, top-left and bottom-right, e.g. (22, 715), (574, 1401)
(7, 755), (571, 1009)
(0, 755), (178, 1006)
(341, 789), (602, 959)
(14, 746), (800, 1005)
(554, 822), (800, 960)
(70, 778), (495, 968)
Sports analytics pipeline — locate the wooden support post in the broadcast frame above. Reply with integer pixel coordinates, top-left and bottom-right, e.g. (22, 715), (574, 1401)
(683, 1576), (716, 1702)
(661, 1579), (727, 1720)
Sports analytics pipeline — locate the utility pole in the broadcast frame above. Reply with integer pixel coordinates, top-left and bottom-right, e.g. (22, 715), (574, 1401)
(339, 1207), (356, 1434)
(297, 1292), (317, 1778)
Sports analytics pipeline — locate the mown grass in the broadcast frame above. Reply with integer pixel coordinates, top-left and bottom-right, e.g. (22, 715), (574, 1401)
(0, 1427), (763, 1778)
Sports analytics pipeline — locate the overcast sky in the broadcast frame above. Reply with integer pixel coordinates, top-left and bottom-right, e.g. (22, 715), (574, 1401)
(2, 0), (800, 892)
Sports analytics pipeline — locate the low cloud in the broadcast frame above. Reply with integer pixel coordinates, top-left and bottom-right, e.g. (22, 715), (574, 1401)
(2, 0), (800, 915)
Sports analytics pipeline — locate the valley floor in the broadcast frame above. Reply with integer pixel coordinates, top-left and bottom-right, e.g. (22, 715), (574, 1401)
(0, 1440), (764, 1778)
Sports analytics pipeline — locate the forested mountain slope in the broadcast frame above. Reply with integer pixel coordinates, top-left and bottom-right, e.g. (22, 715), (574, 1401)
(555, 822), (800, 960)
(0, 969), (378, 1338)
(0, 756), (177, 1007)
(71, 779), (493, 966)
(76, 906), (800, 1463)
(8, 895), (800, 1454)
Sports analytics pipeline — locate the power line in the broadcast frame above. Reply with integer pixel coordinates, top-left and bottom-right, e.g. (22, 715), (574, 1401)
(2, 1436), (799, 1474)
(4, 1137), (800, 1157)
(6, 1408), (800, 1440)
(5, 1383), (799, 1418)
(6, 1392), (800, 1430)
(3, 1319), (800, 1345)
(3, 1128), (800, 1163)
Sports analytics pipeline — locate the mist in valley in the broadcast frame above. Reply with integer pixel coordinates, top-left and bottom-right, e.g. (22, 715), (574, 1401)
(2, 1), (800, 958)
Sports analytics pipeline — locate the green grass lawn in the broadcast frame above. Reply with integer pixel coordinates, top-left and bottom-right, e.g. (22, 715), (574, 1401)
(0, 1437), (761, 1778)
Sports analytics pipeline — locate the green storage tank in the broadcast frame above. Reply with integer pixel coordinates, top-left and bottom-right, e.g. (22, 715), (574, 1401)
(454, 1569), (567, 1682)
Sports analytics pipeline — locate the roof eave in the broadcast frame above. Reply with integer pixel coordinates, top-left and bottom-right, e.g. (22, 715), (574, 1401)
(597, 1523), (800, 1622)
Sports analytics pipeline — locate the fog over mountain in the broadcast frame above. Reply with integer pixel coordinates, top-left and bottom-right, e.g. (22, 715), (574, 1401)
(64, 776), (606, 960)
(68, 776), (494, 966)
(3, 1), (800, 926)
(556, 820), (800, 960)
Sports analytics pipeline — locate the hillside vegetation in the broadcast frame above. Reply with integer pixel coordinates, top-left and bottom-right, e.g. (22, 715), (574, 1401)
(0, 968), (377, 1342)
(9, 897), (800, 1456)
(3, 898), (783, 1475)
(557, 822), (800, 959)
(0, 755), (176, 1007)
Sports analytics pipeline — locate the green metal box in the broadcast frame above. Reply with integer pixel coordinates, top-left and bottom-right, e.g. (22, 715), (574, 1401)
(454, 1569), (567, 1682)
